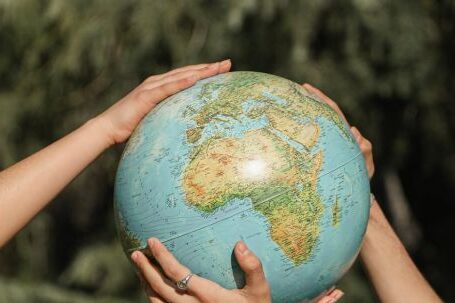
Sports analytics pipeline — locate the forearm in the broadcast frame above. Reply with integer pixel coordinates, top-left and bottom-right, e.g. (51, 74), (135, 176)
(360, 201), (442, 303)
(0, 118), (111, 247)
(0, 61), (231, 248)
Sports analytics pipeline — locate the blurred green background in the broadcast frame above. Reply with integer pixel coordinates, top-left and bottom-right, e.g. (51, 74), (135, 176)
(1, 0), (454, 302)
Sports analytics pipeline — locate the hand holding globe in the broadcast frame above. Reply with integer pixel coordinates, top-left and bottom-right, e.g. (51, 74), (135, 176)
(115, 71), (372, 302)
(0, 60), (441, 303)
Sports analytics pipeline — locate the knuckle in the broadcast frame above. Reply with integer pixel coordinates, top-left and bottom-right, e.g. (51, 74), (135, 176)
(136, 90), (151, 103)
(250, 284), (271, 300)
(200, 285), (224, 303)
(258, 285), (272, 298)
(166, 265), (182, 279)
(246, 256), (263, 272)
(149, 279), (166, 294)
(144, 74), (159, 83)
(199, 292), (215, 303)
(155, 84), (172, 97)
(362, 142), (372, 153)
(135, 256), (148, 269)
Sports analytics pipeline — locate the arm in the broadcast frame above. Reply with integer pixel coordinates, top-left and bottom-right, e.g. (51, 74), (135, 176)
(0, 60), (231, 247)
(304, 83), (442, 303)
(361, 200), (442, 303)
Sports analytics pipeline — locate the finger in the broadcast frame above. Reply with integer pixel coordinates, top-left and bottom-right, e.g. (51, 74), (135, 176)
(234, 241), (271, 299)
(302, 83), (349, 125)
(351, 126), (375, 179)
(350, 126), (362, 143)
(136, 76), (199, 109)
(132, 251), (199, 303)
(142, 61), (228, 91)
(148, 238), (229, 302)
(145, 63), (211, 82)
(329, 289), (344, 301)
(145, 59), (231, 83)
(316, 289), (344, 303)
(219, 59), (232, 73)
(136, 60), (231, 110)
(138, 273), (167, 303)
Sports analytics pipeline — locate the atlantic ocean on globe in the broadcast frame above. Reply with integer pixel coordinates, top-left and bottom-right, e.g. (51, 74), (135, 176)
(114, 71), (370, 302)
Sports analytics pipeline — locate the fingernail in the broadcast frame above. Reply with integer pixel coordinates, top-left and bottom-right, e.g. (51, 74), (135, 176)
(237, 241), (249, 255)
(335, 291), (344, 300)
(220, 59), (231, 66)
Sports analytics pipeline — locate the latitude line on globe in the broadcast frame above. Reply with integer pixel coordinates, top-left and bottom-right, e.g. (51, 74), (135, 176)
(151, 152), (364, 245)
(158, 188), (293, 244)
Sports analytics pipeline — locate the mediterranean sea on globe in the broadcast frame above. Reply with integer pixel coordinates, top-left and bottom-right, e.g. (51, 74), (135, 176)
(114, 71), (370, 302)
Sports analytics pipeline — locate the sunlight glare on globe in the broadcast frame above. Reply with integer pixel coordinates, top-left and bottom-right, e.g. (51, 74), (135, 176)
(240, 158), (267, 180)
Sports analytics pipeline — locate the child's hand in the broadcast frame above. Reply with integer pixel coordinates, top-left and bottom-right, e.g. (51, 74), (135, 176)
(96, 60), (231, 146)
(302, 83), (374, 179)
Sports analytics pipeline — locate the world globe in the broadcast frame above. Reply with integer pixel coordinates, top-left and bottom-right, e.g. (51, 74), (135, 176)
(114, 71), (370, 302)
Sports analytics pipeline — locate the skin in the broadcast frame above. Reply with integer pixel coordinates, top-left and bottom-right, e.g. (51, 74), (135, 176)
(0, 60), (232, 247)
(0, 63), (441, 303)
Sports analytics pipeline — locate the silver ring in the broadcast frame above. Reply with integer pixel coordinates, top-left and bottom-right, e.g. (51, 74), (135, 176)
(176, 273), (194, 291)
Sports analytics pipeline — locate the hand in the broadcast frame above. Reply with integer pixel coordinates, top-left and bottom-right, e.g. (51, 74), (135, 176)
(95, 60), (231, 146)
(302, 83), (374, 179)
(132, 238), (344, 303)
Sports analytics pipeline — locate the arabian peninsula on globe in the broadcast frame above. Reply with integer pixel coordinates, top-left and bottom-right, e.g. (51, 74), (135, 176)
(114, 71), (371, 302)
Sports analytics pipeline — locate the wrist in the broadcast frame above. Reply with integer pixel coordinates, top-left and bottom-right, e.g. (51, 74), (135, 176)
(82, 117), (116, 150)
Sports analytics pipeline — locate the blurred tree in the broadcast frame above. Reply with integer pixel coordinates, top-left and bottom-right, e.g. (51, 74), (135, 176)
(0, 0), (454, 302)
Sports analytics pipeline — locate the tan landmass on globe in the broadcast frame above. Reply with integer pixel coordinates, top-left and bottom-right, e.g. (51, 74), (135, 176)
(183, 127), (324, 264)
(266, 107), (320, 149)
(184, 129), (300, 210)
(181, 72), (340, 264)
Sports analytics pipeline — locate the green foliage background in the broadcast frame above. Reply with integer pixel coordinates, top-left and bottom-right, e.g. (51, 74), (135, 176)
(1, 0), (454, 302)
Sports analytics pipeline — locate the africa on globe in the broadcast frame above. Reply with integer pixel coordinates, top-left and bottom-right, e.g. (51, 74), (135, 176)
(114, 71), (370, 302)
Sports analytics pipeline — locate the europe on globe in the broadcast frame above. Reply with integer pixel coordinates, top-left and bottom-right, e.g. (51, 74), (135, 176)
(114, 71), (371, 302)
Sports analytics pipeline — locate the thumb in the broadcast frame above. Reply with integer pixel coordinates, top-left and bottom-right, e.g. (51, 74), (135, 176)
(234, 241), (271, 299)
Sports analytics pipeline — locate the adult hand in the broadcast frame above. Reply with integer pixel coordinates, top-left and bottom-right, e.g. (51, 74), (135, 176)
(302, 83), (374, 179)
(132, 238), (344, 303)
(95, 60), (231, 146)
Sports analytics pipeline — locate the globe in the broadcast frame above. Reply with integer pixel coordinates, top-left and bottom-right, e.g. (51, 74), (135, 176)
(114, 71), (370, 302)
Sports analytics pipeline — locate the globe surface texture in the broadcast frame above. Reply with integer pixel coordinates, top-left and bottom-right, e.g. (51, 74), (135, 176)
(114, 71), (370, 302)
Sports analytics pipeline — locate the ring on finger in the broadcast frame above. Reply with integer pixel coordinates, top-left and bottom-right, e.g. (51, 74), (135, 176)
(175, 272), (194, 291)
